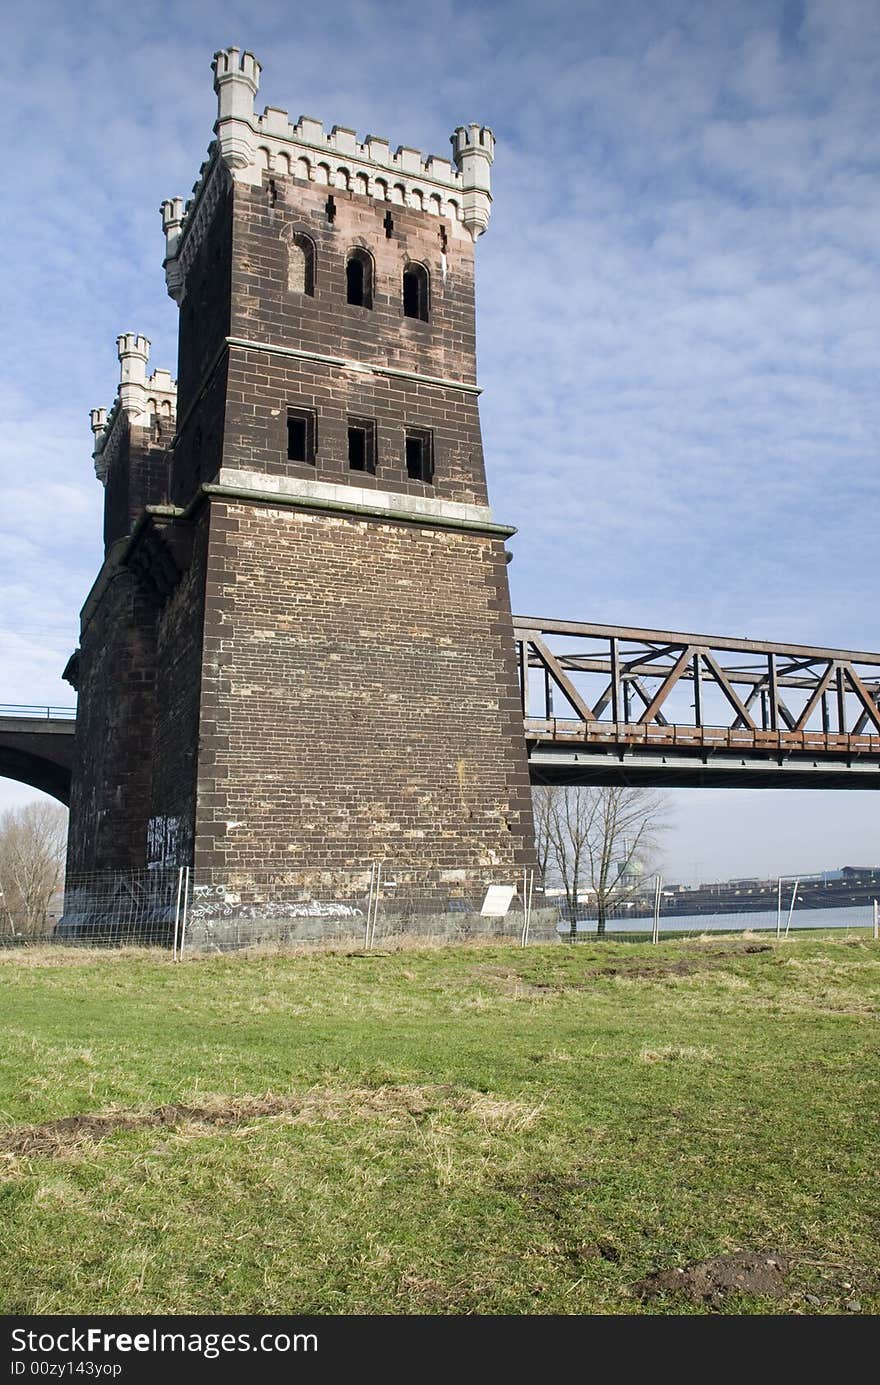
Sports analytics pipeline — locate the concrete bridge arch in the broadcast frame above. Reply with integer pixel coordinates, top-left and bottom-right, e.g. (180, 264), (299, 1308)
(0, 714), (75, 805)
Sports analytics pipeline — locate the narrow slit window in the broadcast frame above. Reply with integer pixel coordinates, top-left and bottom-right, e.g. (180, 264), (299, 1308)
(405, 428), (434, 484)
(287, 409), (316, 464)
(403, 263), (429, 321)
(288, 234), (315, 295)
(348, 419), (376, 474)
(346, 249), (373, 308)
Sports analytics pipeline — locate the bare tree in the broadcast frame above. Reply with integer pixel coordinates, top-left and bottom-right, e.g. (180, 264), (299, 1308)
(533, 785), (667, 939)
(0, 801), (68, 938)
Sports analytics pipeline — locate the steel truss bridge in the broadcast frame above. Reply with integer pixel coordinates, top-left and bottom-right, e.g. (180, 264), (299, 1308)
(516, 619), (880, 789)
(3, 620), (880, 801)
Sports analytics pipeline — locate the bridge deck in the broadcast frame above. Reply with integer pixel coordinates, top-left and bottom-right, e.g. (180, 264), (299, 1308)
(0, 712), (76, 804)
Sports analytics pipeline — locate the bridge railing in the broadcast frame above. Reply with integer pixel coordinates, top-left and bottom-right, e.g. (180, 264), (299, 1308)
(0, 704), (76, 720)
(513, 618), (880, 747)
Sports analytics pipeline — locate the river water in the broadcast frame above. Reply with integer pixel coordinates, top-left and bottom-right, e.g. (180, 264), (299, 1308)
(561, 903), (875, 935)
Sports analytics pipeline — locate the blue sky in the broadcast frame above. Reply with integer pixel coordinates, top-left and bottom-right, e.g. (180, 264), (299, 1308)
(2, 0), (880, 881)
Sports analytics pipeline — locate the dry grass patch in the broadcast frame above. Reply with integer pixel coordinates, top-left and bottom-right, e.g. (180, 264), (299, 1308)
(0, 1084), (544, 1161)
(639, 1045), (716, 1063)
(0, 945), (163, 968)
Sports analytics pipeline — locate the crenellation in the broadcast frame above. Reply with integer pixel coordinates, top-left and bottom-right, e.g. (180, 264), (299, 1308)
(162, 45), (493, 300)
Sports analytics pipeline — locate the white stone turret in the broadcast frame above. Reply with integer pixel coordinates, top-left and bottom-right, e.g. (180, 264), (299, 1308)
(212, 47), (262, 171)
(451, 125), (495, 239)
(161, 47), (496, 297)
(90, 337), (177, 484)
(160, 198), (186, 302)
(117, 334), (151, 422)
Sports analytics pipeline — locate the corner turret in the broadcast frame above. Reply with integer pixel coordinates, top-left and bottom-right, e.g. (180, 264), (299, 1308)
(90, 335), (177, 485)
(212, 46), (262, 171)
(160, 198), (186, 302)
(451, 125), (495, 238)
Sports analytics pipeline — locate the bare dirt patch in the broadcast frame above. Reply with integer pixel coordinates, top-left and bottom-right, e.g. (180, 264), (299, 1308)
(472, 945), (772, 996)
(0, 1084), (539, 1159)
(633, 1250), (789, 1302)
(593, 945), (771, 982)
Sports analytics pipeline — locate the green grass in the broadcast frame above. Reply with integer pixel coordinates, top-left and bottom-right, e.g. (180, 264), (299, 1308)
(0, 934), (877, 1315)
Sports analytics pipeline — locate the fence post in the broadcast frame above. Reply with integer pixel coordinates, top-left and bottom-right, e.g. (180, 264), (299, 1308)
(364, 863), (376, 950)
(178, 866), (191, 960)
(784, 879), (799, 938)
(172, 867), (183, 961)
(775, 877), (783, 939)
(368, 862), (382, 949)
(652, 874), (662, 944)
(874, 899), (878, 941)
(520, 869), (534, 948)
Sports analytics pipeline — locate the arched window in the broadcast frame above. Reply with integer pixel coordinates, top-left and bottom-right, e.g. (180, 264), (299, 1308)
(288, 234), (315, 295)
(403, 263), (429, 322)
(346, 249), (373, 309)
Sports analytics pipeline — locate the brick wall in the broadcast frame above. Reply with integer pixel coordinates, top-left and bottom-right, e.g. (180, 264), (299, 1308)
(170, 182), (233, 508)
(193, 499), (535, 873)
(66, 565), (158, 874)
(103, 422), (171, 551)
(223, 175), (487, 504)
(146, 511), (209, 868)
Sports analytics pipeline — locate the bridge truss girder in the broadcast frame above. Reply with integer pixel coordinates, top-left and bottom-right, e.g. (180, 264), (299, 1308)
(515, 618), (880, 789)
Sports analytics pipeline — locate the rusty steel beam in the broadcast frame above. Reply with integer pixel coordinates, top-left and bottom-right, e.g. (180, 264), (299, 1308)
(512, 618), (880, 667)
(518, 651), (880, 695)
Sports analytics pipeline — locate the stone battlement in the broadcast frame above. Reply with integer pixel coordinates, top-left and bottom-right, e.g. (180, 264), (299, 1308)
(161, 45), (494, 300)
(91, 335), (177, 484)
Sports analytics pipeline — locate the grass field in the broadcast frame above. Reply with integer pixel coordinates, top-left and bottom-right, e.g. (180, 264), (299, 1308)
(1, 932), (877, 1315)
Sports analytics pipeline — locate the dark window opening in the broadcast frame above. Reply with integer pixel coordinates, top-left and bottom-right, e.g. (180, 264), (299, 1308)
(325, 195), (336, 223)
(405, 429), (433, 483)
(403, 263), (429, 321)
(348, 419), (376, 474)
(287, 409), (316, 464)
(383, 210), (394, 238)
(346, 250), (373, 308)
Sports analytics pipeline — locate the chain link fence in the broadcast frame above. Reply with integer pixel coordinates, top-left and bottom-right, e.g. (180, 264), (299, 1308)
(8, 864), (561, 954)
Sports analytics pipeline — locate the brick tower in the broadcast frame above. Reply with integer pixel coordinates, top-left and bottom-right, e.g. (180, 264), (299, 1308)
(65, 47), (536, 892)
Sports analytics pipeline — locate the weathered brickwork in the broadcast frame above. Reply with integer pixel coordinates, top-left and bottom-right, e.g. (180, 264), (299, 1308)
(221, 177), (485, 505)
(193, 500), (534, 872)
(103, 422), (170, 551)
(146, 511), (210, 867)
(66, 563), (158, 874)
(170, 187), (233, 507)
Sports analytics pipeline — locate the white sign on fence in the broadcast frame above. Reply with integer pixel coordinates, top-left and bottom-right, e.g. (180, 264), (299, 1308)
(480, 884), (516, 918)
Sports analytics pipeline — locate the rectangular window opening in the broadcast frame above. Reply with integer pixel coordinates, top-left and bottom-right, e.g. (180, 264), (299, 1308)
(405, 428), (434, 484)
(287, 408), (316, 464)
(348, 418), (376, 474)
